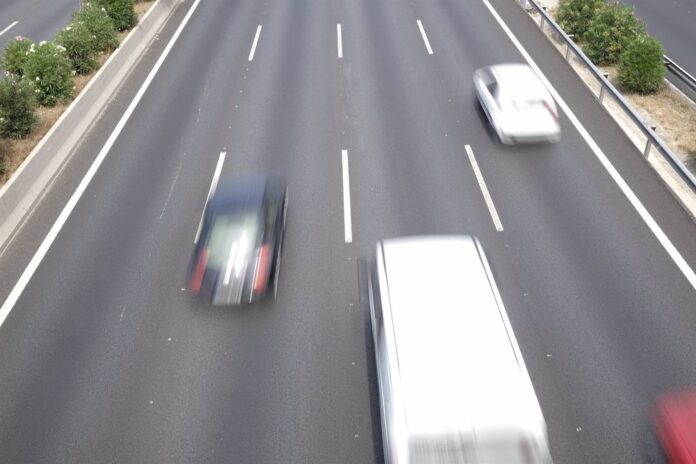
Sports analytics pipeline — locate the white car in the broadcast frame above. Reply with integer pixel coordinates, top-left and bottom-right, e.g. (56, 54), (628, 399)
(474, 64), (560, 144)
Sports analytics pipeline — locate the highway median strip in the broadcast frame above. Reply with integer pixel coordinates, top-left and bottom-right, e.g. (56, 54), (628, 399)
(0, 1), (155, 185)
(0, 0), (186, 257)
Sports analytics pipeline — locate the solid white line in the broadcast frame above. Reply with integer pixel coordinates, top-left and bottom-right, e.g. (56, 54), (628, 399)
(416, 19), (433, 55)
(0, 0), (203, 329)
(337, 23), (343, 58)
(480, 0), (696, 290)
(0, 21), (18, 37)
(341, 149), (353, 243)
(194, 151), (226, 244)
(465, 145), (504, 232)
(248, 25), (262, 61)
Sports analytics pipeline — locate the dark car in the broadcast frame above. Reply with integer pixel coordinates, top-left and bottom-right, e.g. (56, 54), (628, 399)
(654, 389), (696, 464)
(187, 175), (287, 305)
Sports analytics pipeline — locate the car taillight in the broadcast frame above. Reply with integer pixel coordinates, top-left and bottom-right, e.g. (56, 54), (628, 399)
(253, 244), (271, 294)
(520, 439), (535, 464)
(543, 100), (558, 122)
(189, 249), (208, 295)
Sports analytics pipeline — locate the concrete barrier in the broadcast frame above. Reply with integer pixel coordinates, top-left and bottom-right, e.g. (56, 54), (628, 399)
(0, 0), (185, 251)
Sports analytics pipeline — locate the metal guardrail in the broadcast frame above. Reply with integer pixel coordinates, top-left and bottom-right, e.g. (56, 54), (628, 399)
(664, 55), (696, 94)
(519, 0), (696, 193)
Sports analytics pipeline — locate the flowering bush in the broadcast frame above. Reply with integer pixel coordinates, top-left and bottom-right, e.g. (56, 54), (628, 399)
(23, 42), (74, 106)
(57, 22), (98, 74)
(0, 73), (38, 138)
(75, 3), (119, 52)
(1, 36), (35, 76)
(584, 1), (646, 65)
(619, 36), (665, 94)
(94, 0), (138, 31)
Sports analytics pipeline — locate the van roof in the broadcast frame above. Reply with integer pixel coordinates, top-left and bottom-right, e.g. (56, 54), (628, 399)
(379, 236), (545, 439)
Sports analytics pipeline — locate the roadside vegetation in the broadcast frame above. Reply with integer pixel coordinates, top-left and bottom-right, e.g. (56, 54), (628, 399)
(0, 0), (151, 186)
(552, 0), (695, 158)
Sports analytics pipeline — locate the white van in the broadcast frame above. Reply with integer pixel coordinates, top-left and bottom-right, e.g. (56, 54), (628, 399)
(368, 235), (553, 464)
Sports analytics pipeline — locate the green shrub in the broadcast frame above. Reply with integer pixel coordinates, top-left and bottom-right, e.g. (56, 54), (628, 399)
(0, 157), (6, 177)
(1, 36), (34, 76)
(0, 73), (38, 138)
(23, 41), (74, 106)
(618, 36), (665, 94)
(94, 0), (137, 31)
(57, 22), (98, 74)
(75, 3), (118, 52)
(556, 0), (605, 41)
(584, 1), (646, 65)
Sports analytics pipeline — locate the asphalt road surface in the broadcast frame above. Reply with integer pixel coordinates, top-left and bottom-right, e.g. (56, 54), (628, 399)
(0, 0), (695, 463)
(0, 0), (80, 52)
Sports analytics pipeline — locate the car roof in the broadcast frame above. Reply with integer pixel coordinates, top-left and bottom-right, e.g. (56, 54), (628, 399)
(208, 174), (270, 211)
(489, 63), (549, 99)
(379, 236), (545, 438)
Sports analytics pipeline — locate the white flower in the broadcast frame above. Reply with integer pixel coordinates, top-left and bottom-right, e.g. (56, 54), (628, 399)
(56, 45), (66, 52)
(71, 70), (76, 76)
(66, 26), (71, 31)
(35, 76), (40, 81)
(0, 117), (4, 122)
(39, 40), (46, 46)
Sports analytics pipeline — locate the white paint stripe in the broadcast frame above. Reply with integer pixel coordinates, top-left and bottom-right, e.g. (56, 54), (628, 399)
(341, 149), (353, 243)
(0, 21), (18, 37)
(194, 151), (226, 244)
(0, 0), (203, 329)
(481, 0), (696, 290)
(337, 23), (343, 58)
(416, 19), (433, 55)
(465, 145), (504, 232)
(248, 25), (262, 61)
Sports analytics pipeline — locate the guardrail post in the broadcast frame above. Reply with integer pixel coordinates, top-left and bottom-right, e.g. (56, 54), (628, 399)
(598, 73), (609, 103)
(643, 126), (657, 158)
(565, 34), (574, 61)
(539, 6), (546, 30)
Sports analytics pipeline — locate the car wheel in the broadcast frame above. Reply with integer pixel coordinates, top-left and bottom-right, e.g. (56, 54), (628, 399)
(273, 188), (288, 300)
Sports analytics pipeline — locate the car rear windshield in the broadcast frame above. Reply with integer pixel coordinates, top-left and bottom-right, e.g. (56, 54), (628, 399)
(204, 211), (260, 270)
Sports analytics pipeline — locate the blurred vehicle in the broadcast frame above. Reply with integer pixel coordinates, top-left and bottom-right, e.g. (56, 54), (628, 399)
(654, 389), (696, 464)
(368, 235), (553, 463)
(187, 174), (287, 305)
(474, 63), (560, 144)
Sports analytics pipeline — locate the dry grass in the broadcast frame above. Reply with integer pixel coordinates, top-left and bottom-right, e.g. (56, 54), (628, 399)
(0, 1), (155, 187)
(628, 87), (696, 157)
(598, 64), (696, 158)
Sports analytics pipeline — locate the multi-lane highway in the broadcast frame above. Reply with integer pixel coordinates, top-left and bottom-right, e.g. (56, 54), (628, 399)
(1, 0), (695, 463)
(0, 0), (79, 51)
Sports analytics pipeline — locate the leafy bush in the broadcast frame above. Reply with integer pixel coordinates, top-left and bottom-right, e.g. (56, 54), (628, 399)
(94, 0), (138, 31)
(618, 36), (665, 94)
(584, 2), (646, 65)
(556, 0), (605, 41)
(1, 36), (34, 76)
(0, 73), (38, 138)
(23, 41), (74, 106)
(57, 22), (98, 74)
(75, 3), (119, 52)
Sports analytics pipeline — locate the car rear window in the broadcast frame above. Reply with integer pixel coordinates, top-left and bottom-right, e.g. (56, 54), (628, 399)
(205, 211), (260, 270)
